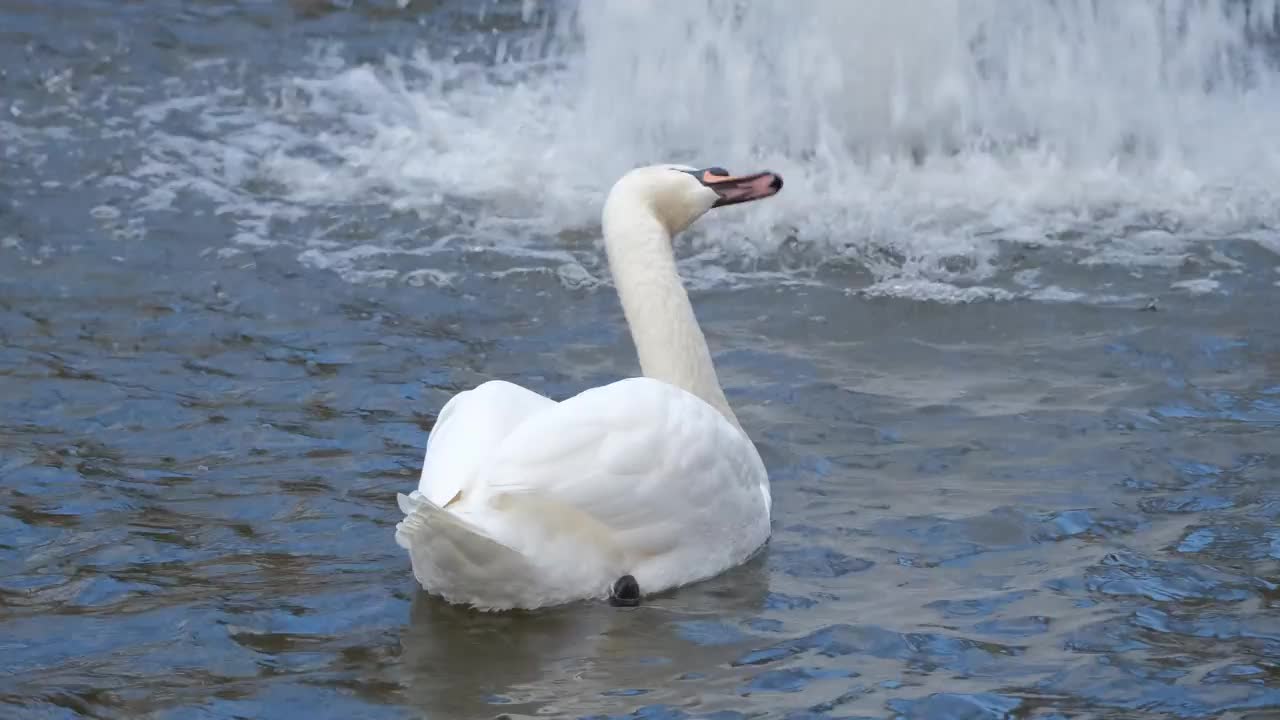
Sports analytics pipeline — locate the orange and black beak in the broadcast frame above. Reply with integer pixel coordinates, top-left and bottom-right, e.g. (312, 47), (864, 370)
(686, 167), (784, 208)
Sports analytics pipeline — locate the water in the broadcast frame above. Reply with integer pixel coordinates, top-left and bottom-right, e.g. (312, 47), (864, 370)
(2, 0), (1279, 717)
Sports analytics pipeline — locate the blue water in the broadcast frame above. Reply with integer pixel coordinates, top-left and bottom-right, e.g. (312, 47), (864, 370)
(3, 2), (1280, 718)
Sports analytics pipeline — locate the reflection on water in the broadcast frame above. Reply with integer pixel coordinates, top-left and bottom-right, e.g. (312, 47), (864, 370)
(401, 555), (772, 716)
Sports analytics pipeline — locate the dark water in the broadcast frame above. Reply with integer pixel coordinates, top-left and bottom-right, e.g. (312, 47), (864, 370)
(4, 2), (1280, 719)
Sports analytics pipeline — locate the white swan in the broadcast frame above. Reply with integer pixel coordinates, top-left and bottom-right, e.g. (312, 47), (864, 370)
(395, 164), (784, 610)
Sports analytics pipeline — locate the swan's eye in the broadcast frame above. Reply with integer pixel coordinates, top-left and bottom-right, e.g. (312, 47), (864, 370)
(706, 167), (729, 177)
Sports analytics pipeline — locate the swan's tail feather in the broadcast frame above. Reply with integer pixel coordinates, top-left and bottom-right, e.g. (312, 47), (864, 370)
(395, 492), (540, 610)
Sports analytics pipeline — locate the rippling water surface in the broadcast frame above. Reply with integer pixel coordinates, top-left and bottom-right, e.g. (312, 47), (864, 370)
(3, 1), (1280, 718)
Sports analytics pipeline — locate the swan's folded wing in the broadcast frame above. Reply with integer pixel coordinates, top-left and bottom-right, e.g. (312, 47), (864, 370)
(419, 380), (557, 507)
(481, 377), (769, 556)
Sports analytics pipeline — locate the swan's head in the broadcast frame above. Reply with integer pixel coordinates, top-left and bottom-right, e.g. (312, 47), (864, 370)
(606, 164), (784, 236)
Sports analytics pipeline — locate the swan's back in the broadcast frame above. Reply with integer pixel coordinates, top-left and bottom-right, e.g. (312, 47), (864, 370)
(417, 380), (555, 507)
(398, 377), (769, 609)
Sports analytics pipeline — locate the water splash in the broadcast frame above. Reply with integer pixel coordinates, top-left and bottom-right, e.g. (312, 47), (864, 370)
(120, 0), (1280, 300)
(551, 1), (1280, 281)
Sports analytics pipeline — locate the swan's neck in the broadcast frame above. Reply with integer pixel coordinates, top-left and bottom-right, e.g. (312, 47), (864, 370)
(602, 203), (743, 433)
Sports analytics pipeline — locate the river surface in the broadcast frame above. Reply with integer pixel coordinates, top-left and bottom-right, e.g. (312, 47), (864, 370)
(3, 2), (1280, 718)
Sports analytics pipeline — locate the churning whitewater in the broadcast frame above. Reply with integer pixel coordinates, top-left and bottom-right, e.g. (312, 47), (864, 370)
(117, 0), (1280, 301)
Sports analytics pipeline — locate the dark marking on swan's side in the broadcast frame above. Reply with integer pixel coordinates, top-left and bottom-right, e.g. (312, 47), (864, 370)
(609, 574), (641, 607)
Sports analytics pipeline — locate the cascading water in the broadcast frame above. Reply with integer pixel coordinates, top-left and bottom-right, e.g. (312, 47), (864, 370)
(129, 0), (1280, 300)
(562, 1), (1280, 167)
(531, 0), (1280, 298)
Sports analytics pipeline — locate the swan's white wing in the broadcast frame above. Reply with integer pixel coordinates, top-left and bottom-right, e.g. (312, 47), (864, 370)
(482, 377), (771, 567)
(418, 380), (557, 507)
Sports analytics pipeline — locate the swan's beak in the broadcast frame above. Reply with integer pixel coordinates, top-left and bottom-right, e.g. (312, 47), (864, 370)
(701, 170), (784, 208)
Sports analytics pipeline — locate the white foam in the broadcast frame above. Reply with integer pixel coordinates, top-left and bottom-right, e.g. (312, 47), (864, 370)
(859, 279), (1015, 304)
(405, 268), (456, 289)
(555, 262), (601, 290)
(123, 1), (1280, 301)
(1081, 230), (1192, 269)
(1172, 278), (1221, 295)
(1030, 285), (1087, 303)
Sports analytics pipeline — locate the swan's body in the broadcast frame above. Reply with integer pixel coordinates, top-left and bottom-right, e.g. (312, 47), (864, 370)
(396, 164), (783, 610)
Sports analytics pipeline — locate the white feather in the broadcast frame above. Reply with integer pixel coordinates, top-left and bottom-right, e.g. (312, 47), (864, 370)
(396, 164), (780, 610)
(416, 380), (554, 507)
